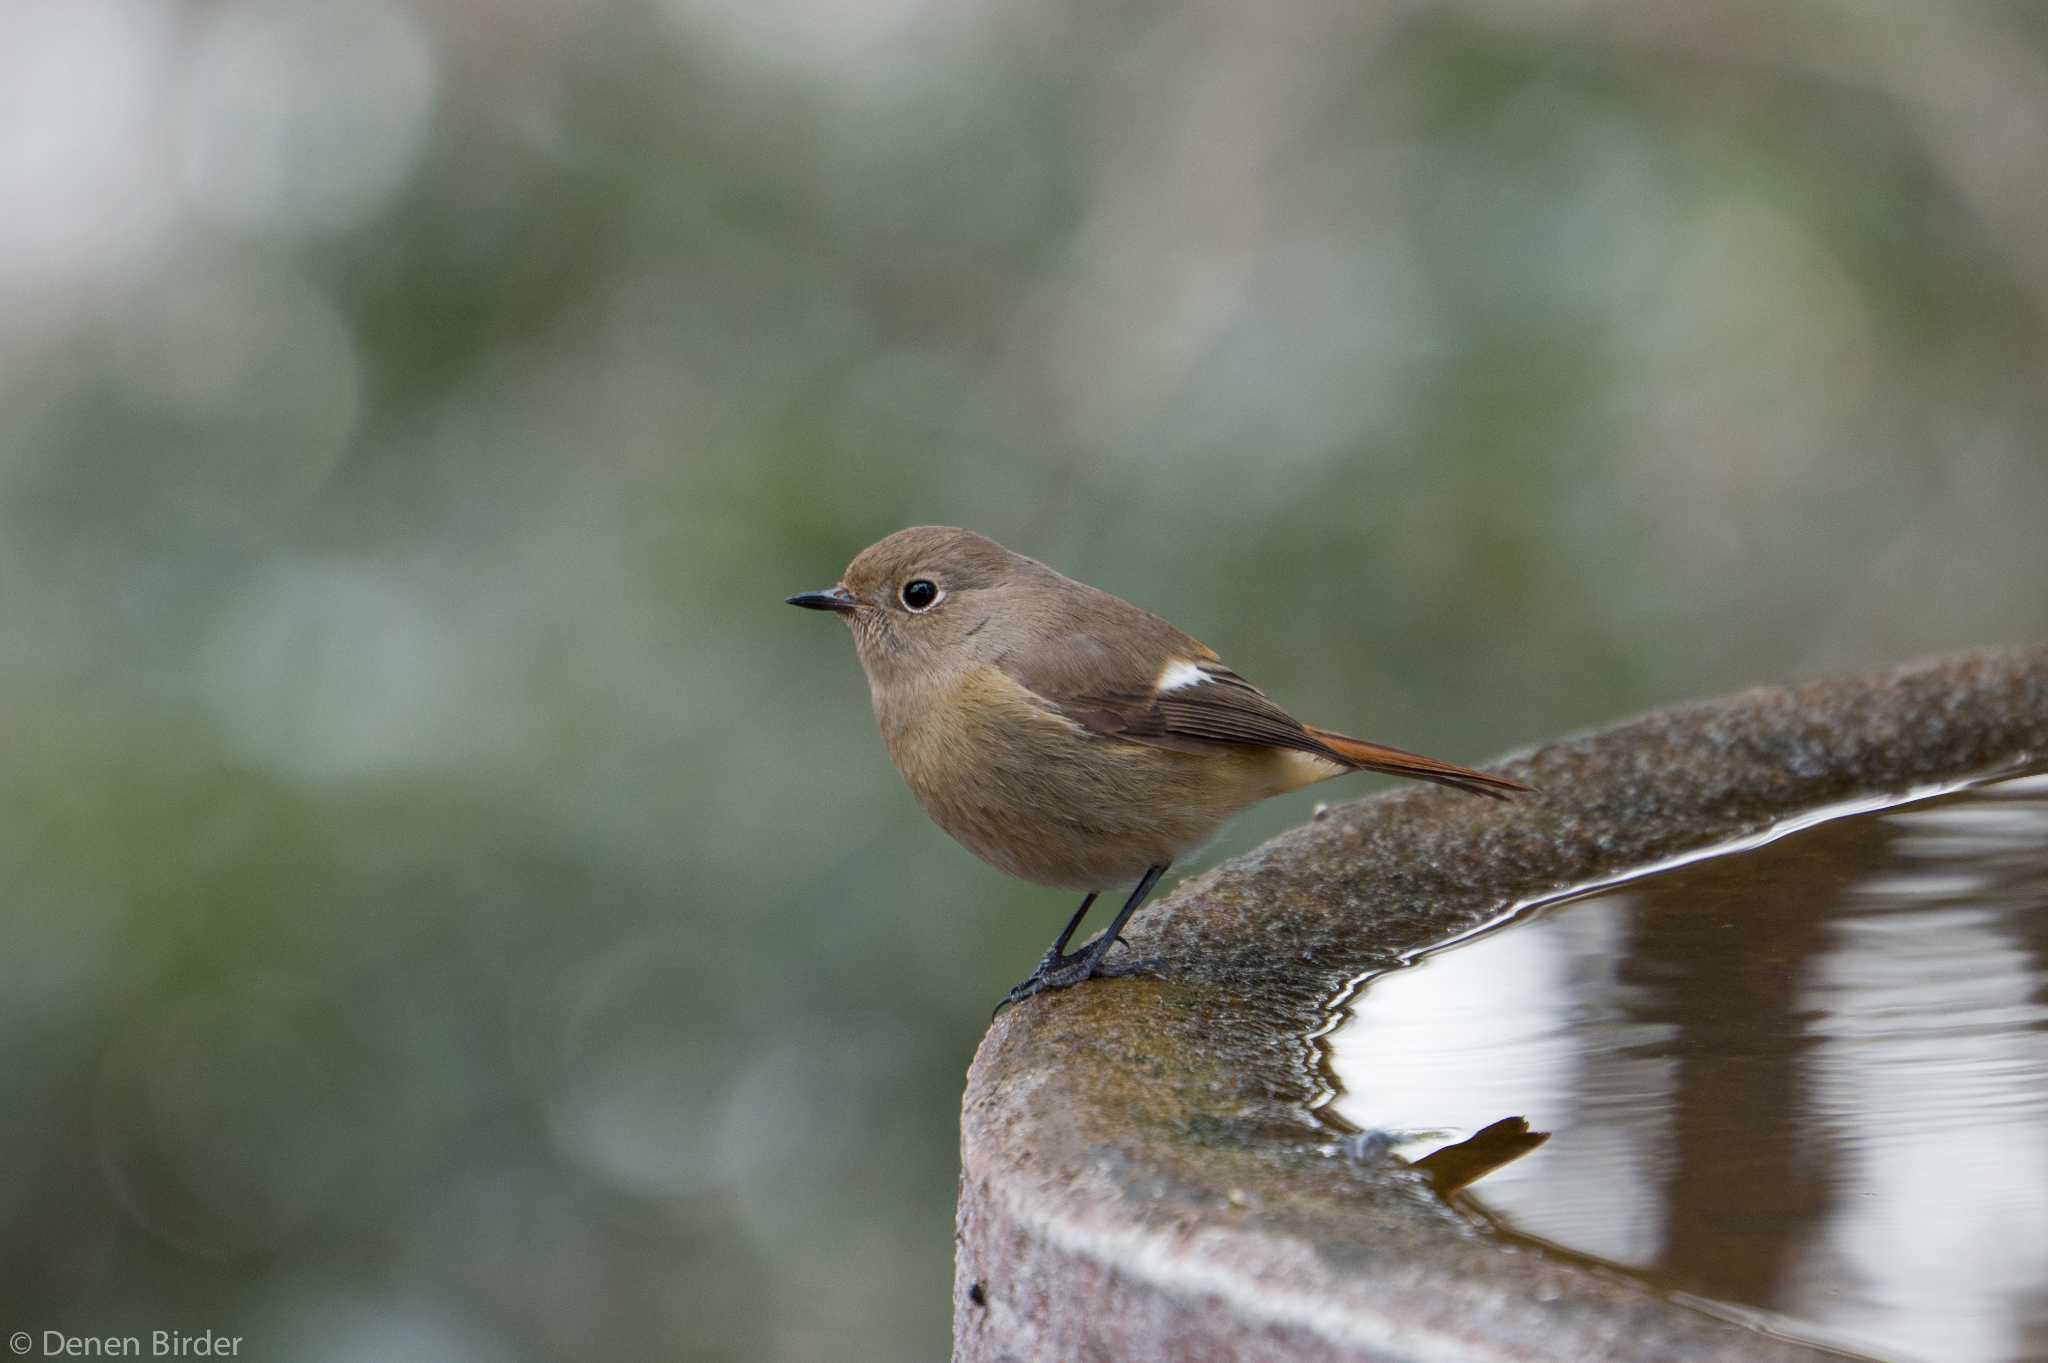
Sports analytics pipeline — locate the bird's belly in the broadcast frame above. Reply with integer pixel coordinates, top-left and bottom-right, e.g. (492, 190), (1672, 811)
(887, 702), (1291, 890)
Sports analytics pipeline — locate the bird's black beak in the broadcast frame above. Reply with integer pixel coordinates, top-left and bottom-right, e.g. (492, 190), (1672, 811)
(786, 586), (859, 614)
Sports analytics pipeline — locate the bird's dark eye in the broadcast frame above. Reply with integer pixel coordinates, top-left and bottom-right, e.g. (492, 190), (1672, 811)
(900, 579), (939, 611)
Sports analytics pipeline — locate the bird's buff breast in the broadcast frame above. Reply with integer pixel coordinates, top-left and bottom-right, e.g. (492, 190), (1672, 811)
(872, 666), (1287, 890)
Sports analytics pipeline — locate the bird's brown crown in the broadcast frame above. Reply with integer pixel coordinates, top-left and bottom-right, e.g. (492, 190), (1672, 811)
(840, 525), (1026, 606)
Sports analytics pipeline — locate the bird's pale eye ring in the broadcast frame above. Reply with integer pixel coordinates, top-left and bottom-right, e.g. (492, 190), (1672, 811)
(900, 579), (941, 612)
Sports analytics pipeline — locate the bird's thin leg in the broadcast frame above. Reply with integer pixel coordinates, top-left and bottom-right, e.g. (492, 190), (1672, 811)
(1047, 892), (1098, 964)
(994, 894), (1095, 1018)
(1069, 862), (1168, 977)
(996, 864), (1171, 1012)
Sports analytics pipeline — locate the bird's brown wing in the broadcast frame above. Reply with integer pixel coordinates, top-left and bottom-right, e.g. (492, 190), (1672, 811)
(994, 615), (1335, 760)
(995, 609), (1531, 799)
(1085, 661), (1333, 758)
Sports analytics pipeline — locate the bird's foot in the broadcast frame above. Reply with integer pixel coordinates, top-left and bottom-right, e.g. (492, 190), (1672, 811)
(994, 949), (1095, 1015)
(992, 939), (1154, 1015)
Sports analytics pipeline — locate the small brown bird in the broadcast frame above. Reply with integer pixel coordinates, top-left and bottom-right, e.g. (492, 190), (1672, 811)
(789, 527), (1531, 1007)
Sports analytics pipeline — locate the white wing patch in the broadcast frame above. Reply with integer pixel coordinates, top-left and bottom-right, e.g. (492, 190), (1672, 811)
(1156, 659), (1211, 694)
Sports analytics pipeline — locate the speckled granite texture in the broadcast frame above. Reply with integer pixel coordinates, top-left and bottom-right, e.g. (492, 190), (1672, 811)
(956, 646), (2048, 1363)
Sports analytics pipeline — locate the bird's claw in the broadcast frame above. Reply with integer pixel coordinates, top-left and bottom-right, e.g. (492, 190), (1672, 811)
(993, 951), (1096, 1016)
(991, 943), (1159, 1016)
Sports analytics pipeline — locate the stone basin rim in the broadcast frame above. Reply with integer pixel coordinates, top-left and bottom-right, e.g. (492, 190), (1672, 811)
(954, 644), (2048, 1363)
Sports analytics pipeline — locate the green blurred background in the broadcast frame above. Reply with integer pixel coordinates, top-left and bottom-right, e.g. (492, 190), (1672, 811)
(5, 1), (2047, 1359)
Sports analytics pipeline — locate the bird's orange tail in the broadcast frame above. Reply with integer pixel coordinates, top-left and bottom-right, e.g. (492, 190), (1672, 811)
(1303, 727), (1535, 801)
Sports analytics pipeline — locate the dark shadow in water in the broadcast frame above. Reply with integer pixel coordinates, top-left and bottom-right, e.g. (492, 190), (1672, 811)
(1613, 819), (1845, 1305)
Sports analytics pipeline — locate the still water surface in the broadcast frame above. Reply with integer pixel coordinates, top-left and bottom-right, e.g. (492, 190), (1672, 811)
(1321, 771), (2048, 1363)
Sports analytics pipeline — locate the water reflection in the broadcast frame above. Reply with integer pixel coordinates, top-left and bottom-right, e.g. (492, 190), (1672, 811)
(1321, 771), (2048, 1363)
(1411, 1117), (1551, 1198)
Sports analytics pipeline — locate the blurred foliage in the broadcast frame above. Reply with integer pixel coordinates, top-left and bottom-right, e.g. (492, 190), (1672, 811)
(4, 1), (2047, 1360)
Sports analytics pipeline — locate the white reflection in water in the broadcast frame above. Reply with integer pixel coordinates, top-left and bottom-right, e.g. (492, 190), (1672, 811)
(1321, 773), (2048, 1363)
(1800, 911), (2048, 1363)
(1327, 899), (1675, 1267)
